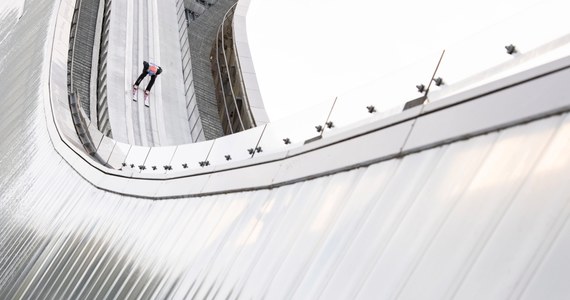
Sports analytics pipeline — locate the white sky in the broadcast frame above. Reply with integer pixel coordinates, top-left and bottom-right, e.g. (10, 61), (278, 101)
(246, 0), (544, 121)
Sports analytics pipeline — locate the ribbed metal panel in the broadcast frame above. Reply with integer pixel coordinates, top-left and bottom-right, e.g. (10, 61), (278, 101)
(2, 112), (570, 299)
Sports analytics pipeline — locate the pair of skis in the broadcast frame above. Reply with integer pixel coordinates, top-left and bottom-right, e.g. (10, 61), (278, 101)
(132, 86), (150, 107)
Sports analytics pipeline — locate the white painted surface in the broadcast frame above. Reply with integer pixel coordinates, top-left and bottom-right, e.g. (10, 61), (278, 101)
(8, 104), (570, 297)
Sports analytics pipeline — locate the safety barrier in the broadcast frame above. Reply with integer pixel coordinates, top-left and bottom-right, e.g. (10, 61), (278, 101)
(96, 0), (113, 137)
(177, 0), (206, 142)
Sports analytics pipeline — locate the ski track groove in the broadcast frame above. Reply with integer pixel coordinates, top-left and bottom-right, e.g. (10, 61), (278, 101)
(136, 0), (149, 147)
(152, 0), (168, 146)
(147, 0), (160, 146)
(124, 0), (135, 145)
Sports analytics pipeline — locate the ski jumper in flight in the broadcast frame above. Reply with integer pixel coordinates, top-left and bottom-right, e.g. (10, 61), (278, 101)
(133, 61), (163, 95)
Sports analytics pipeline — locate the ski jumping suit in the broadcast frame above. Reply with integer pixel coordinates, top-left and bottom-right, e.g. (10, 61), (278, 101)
(134, 61), (163, 92)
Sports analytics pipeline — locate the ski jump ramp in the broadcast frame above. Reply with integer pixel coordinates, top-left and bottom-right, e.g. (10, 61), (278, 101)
(1, 0), (570, 299)
(105, 0), (194, 147)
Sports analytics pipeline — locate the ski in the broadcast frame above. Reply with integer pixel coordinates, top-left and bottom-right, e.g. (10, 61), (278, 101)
(132, 85), (138, 102)
(144, 92), (150, 107)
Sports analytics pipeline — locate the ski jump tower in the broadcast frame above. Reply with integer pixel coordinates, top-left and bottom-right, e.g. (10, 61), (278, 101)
(1, 0), (570, 298)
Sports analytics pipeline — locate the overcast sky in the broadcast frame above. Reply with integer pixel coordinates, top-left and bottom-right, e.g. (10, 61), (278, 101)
(246, 0), (547, 121)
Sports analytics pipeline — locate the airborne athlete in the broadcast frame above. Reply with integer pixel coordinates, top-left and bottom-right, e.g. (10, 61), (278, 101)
(132, 61), (163, 107)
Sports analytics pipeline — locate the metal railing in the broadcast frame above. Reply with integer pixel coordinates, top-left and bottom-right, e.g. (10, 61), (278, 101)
(177, 0), (205, 142)
(96, 0), (113, 138)
(66, 0), (108, 164)
(67, 0), (81, 94)
(212, 3), (256, 135)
